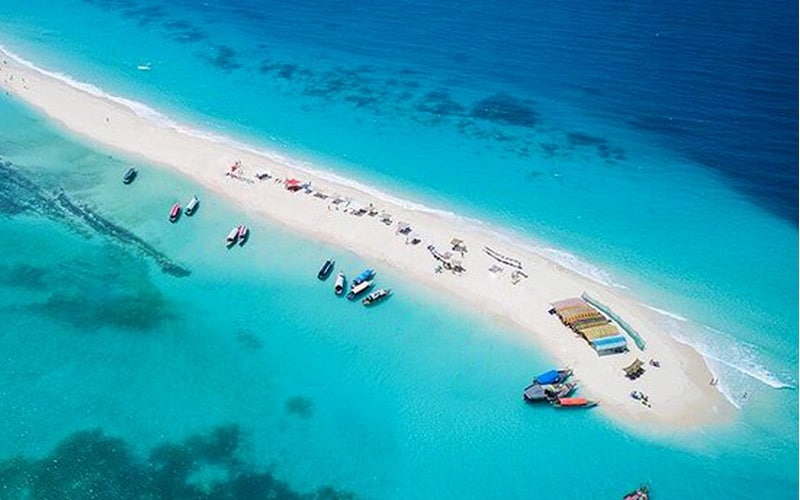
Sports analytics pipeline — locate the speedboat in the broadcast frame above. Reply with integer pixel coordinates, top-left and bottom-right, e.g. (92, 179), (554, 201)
(551, 397), (598, 409)
(169, 203), (181, 223)
(122, 167), (138, 184)
(226, 226), (239, 247)
(334, 272), (346, 296)
(237, 225), (249, 246)
(317, 258), (335, 280)
(363, 288), (391, 306)
(347, 280), (373, 300)
(185, 195), (200, 216)
(352, 268), (375, 286)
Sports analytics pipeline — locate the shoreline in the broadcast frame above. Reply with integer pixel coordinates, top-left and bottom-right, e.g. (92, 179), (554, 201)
(0, 45), (736, 431)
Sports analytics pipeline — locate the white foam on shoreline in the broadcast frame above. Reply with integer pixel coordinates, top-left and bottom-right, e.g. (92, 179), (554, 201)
(7, 43), (792, 402)
(1, 43), (632, 292)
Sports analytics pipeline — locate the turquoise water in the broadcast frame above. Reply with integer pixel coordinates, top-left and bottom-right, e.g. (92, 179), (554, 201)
(0, 0), (797, 496)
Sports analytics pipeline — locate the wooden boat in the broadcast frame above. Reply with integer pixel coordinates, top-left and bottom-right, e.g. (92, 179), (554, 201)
(532, 368), (573, 385)
(362, 288), (391, 306)
(317, 258), (335, 280)
(523, 382), (577, 403)
(623, 486), (649, 500)
(551, 397), (598, 409)
(237, 225), (249, 246)
(352, 268), (375, 286)
(185, 195), (200, 216)
(225, 226), (240, 247)
(169, 203), (181, 223)
(334, 272), (346, 296)
(347, 280), (373, 300)
(122, 167), (138, 184)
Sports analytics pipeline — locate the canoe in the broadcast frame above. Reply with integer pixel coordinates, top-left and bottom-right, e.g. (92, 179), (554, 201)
(317, 259), (335, 280)
(169, 203), (181, 223)
(185, 195), (200, 216)
(122, 167), (138, 184)
(226, 227), (239, 247)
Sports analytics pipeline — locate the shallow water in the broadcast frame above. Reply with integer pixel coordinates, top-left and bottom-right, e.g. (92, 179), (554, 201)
(0, 0), (797, 496)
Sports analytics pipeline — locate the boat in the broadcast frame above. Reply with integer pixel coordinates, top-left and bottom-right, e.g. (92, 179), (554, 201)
(317, 258), (335, 280)
(532, 368), (573, 385)
(623, 486), (649, 500)
(237, 225), (249, 246)
(523, 382), (578, 403)
(551, 397), (598, 409)
(346, 280), (373, 300)
(122, 167), (138, 184)
(352, 268), (375, 286)
(334, 272), (346, 296)
(185, 195), (200, 216)
(225, 226), (240, 247)
(169, 203), (181, 223)
(362, 288), (391, 306)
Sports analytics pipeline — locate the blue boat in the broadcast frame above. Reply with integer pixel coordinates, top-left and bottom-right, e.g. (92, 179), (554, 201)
(352, 268), (375, 286)
(533, 368), (573, 385)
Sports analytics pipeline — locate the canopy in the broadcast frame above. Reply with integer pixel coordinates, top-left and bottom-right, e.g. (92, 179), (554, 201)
(579, 324), (620, 341)
(284, 178), (302, 188)
(623, 358), (645, 375)
(591, 335), (628, 353)
(534, 369), (561, 385)
(550, 297), (586, 311)
(558, 397), (588, 406)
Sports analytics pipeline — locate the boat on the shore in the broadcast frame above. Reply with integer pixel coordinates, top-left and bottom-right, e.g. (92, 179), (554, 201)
(363, 288), (391, 306)
(352, 268), (375, 286)
(122, 167), (138, 184)
(347, 280), (373, 300)
(169, 203), (181, 222)
(523, 381), (578, 403)
(226, 226), (240, 247)
(623, 486), (649, 500)
(532, 368), (573, 385)
(185, 195), (200, 216)
(334, 272), (346, 296)
(317, 258), (335, 280)
(237, 225), (249, 246)
(551, 397), (598, 409)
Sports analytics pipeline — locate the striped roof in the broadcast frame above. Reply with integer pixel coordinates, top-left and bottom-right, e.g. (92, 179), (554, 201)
(578, 323), (621, 341)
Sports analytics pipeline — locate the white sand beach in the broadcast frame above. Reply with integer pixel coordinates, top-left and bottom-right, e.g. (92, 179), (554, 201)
(0, 47), (736, 431)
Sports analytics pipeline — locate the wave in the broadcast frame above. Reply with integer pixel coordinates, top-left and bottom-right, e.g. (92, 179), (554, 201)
(1, 43), (633, 291)
(641, 304), (688, 322)
(666, 321), (795, 390)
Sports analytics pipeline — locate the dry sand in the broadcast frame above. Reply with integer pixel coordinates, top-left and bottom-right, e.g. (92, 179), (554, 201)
(0, 46), (736, 431)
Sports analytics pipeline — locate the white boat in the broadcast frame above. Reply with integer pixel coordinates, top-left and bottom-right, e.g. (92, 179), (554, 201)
(334, 272), (346, 296)
(237, 225), (249, 246)
(226, 227), (239, 247)
(185, 195), (200, 216)
(346, 280), (373, 300)
(363, 288), (391, 306)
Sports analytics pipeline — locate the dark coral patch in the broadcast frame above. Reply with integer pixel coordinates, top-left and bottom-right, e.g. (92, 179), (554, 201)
(285, 396), (314, 418)
(200, 45), (241, 71)
(416, 90), (465, 118)
(470, 93), (538, 128)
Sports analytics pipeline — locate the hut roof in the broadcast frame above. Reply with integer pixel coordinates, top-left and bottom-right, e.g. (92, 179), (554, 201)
(551, 298), (586, 310)
(623, 358), (645, 375)
(560, 309), (605, 324)
(578, 324), (620, 341)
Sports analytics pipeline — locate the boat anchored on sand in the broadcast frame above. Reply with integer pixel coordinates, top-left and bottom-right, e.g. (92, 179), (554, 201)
(122, 167), (138, 184)
(185, 195), (200, 216)
(334, 272), (346, 296)
(523, 381), (578, 403)
(363, 288), (391, 306)
(169, 203), (181, 223)
(347, 280), (373, 300)
(551, 397), (598, 409)
(318, 258), (335, 280)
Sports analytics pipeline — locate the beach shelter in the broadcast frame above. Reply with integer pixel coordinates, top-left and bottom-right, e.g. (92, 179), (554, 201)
(396, 222), (412, 235)
(623, 358), (645, 379)
(591, 335), (628, 354)
(551, 298), (586, 311)
(534, 370), (562, 385)
(284, 178), (303, 191)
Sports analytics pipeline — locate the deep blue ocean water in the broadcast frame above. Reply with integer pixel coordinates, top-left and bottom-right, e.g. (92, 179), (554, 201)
(0, 0), (797, 497)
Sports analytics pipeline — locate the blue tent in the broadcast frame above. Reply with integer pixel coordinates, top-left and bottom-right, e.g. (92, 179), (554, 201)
(534, 370), (560, 385)
(591, 335), (628, 353)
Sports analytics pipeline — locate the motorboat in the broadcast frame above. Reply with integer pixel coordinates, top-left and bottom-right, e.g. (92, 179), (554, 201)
(122, 167), (138, 184)
(346, 280), (373, 300)
(352, 268), (375, 286)
(317, 258), (335, 280)
(226, 226), (240, 247)
(551, 397), (598, 409)
(169, 203), (181, 223)
(334, 272), (346, 296)
(237, 225), (249, 246)
(362, 288), (391, 306)
(185, 195), (200, 216)
(623, 486), (649, 500)
(523, 382), (577, 403)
